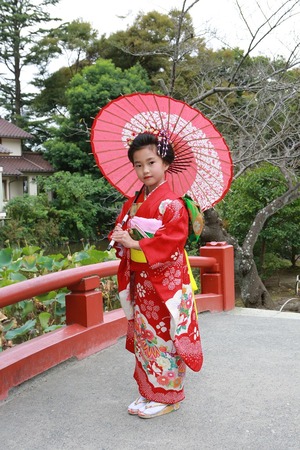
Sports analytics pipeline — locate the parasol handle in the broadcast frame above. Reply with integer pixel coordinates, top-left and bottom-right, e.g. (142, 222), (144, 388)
(107, 240), (115, 252)
(107, 213), (129, 251)
(106, 186), (143, 252)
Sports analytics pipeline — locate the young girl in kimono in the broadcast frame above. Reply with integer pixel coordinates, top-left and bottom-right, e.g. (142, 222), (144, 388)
(111, 131), (203, 419)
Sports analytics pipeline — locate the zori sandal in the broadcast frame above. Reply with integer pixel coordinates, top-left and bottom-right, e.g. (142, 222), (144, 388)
(128, 396), (149, 415)
(137, 401), (180, 419)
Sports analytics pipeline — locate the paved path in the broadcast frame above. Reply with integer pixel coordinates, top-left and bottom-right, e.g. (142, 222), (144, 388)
(1, 308), (300, 450)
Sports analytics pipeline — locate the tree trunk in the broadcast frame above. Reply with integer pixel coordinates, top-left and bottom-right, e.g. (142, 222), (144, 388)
(259, 238), (266, 268)
(202, 209), (275, 309)
(291, 246), (298, 267)
(234, 245), (274, 309)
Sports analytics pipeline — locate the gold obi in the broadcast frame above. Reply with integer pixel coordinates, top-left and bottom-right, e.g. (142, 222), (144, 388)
(130, 248), (147, 263)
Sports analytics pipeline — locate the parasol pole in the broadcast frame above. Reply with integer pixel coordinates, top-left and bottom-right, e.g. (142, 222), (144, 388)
(107, 186), (144, 251)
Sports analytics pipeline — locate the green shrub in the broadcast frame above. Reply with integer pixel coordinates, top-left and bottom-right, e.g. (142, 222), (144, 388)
(0, 244), (119, 352)
(258, 253), (291, 280)
(0, 195), (61, 247)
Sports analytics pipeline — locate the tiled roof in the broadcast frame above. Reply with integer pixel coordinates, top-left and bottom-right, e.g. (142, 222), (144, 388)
(0, 118), (33, 139)
(0, 152), (54, 176)
(0, 144), (11, 154)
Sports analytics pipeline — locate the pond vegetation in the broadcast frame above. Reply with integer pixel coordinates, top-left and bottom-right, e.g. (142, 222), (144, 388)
(0, 244), (119, 352)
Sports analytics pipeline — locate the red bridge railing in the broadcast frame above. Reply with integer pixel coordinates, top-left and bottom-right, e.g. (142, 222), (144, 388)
(0, 242), (234, 400)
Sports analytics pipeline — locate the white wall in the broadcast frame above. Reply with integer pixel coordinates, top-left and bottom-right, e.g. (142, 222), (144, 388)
(1, 138), (22, 156)
(9, 178), (23, 198)
(6, 175), (38, 199)
(28, 175), (37, 196)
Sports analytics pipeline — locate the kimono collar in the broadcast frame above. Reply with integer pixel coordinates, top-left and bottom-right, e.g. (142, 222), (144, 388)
(144, 180), (167, 200)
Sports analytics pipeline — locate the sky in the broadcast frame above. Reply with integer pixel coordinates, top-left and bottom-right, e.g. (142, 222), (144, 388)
(52, 0), (300, 59)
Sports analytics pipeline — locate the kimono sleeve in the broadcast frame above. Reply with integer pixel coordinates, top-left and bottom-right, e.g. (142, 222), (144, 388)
(139, 198), (189, 267)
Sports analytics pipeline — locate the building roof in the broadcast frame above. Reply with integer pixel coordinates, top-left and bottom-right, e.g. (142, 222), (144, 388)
(0, 118), (33, 139)
(0, 152), (54, 176)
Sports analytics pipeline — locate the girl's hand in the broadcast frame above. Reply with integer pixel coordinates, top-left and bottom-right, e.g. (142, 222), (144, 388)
(111, 225), (140, 249)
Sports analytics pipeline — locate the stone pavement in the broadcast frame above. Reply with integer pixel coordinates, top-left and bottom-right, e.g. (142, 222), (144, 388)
(1, 308), (300, 450)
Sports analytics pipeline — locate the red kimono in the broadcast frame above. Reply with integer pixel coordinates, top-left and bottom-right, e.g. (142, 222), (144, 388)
(114, 182), (203, 404)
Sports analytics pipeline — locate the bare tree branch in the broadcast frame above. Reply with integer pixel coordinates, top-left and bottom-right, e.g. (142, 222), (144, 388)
(229, 0), (300, 84)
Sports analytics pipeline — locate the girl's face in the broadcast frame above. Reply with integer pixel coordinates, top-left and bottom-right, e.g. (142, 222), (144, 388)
(132, 145), (169, 192)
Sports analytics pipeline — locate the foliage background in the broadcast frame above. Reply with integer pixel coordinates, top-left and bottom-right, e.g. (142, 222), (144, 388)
(0, 245), (119, 351)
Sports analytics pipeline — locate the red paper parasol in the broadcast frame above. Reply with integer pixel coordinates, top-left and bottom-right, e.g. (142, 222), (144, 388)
(91, 92), (233, 211)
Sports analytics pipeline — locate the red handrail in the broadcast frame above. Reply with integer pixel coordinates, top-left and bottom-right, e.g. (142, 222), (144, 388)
(0, 257), (217, 308)
(0, 242), (235, 401)
(0, 261), (120, 308)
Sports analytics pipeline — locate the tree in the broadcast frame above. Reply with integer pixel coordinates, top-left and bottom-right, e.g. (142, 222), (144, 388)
(194, 50), (300, 308)
(33, 13), (174, 117)
(43, 59), (151, 174)
(32, 19), (100, 114)
(0, 172), (124, 246)
(265, 202), (300, 268)
(0, 194), (61, 246)
(105, 0), (300, 308)
(32, 67), (72, 114)
(0, 0), (60, 124)
(37, 171), (124, 241)
(167, 0), (300, 308)
(218, 164), (300, 269)
(94, 6), (205, 96)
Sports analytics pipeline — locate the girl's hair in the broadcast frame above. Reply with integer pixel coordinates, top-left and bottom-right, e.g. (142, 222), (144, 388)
(128, 132), (175, 165)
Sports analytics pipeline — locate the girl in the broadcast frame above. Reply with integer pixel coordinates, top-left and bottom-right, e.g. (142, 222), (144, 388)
(111, 131), (203, 419)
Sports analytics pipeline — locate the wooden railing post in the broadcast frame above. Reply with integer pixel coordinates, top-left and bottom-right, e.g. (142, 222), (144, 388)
(66, 275), (103, 327)
(200, 242), (235, 311)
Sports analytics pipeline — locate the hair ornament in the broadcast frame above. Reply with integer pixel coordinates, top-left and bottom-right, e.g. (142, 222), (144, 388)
(157, 129), (173, 158)
(126, 128), (173, 157)
(126, 132), (137, 147)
